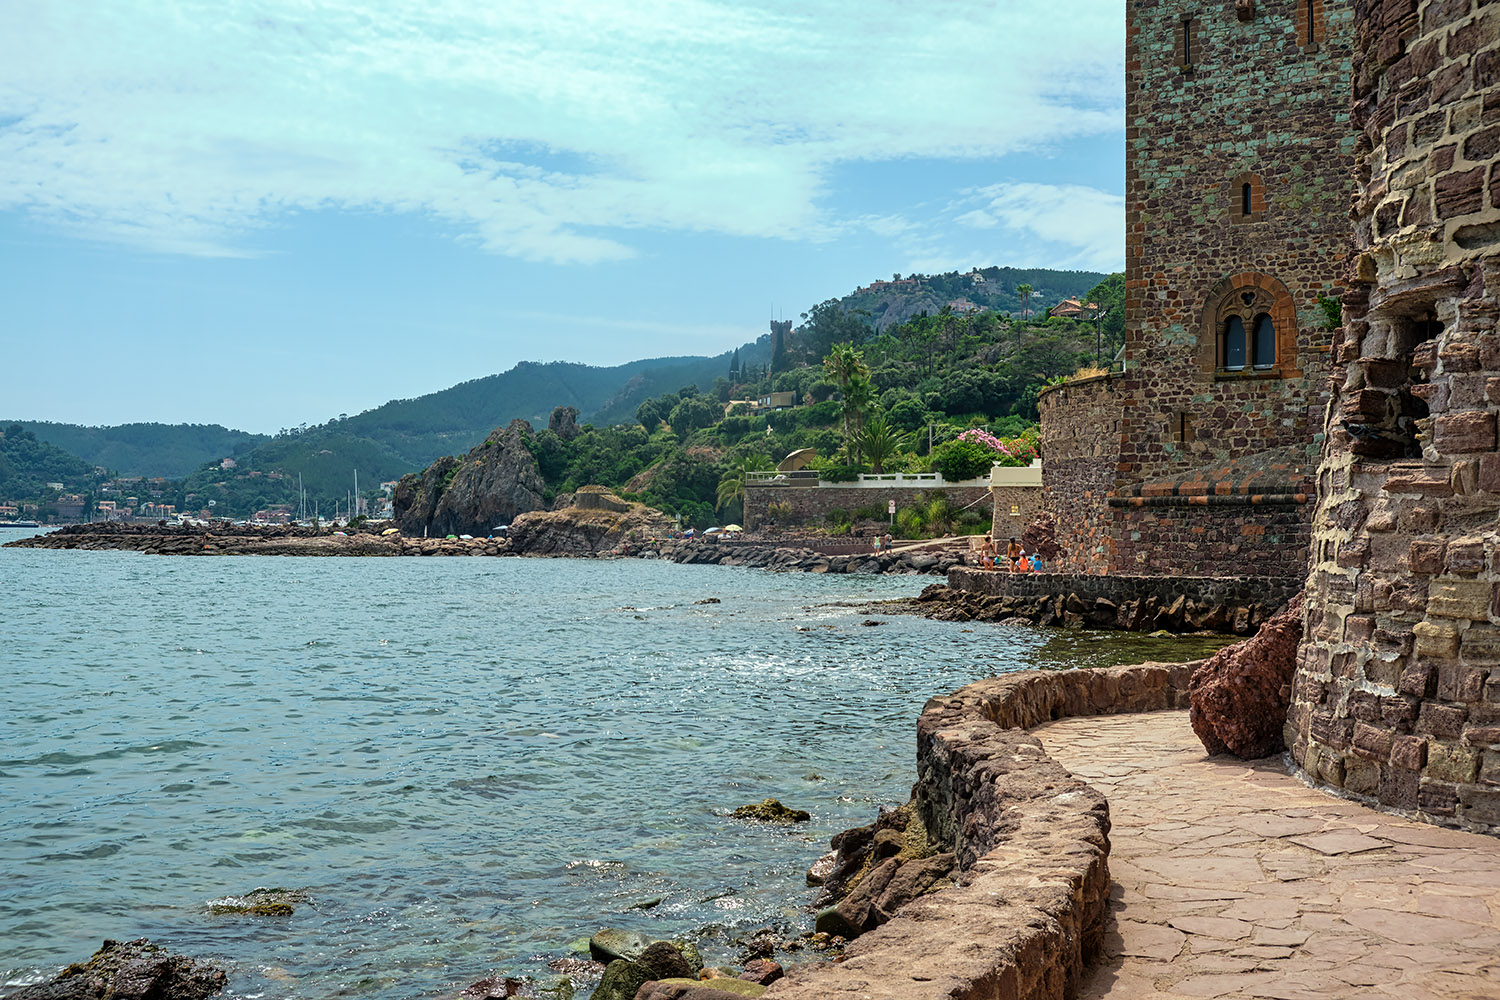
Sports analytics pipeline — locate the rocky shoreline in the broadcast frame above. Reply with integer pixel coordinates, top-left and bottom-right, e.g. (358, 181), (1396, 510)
(4, 522), (962, 577)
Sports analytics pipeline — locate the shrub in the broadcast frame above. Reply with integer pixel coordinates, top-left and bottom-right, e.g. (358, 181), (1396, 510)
(929, 438), (999, 481)
(818, 465), (862, 483)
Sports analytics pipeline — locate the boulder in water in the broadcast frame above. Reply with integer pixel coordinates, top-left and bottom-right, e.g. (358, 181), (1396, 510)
(4, 938), (227, 1000)
(587, 928), (652, 965)
(586, 959), (654, 1000)
(729, 798), (809, 823)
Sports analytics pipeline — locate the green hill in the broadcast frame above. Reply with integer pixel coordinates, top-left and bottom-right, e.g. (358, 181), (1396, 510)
(5, 421), (268, 479)
(0, 425), (105, 502)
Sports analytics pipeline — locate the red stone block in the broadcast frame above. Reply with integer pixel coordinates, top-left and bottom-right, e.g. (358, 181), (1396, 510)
(1435, 166), (1487, 218)
(1409, 538), (1446, 574)
(1419, 702), (1469, 738)
(1391, 734), (1429, 770)
(1433, 411), (1496, 452)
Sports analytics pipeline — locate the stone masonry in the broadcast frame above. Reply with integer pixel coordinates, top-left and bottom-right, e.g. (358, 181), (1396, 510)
(1291, 0), (1500, 835)
(1035, 0), (1354, 584)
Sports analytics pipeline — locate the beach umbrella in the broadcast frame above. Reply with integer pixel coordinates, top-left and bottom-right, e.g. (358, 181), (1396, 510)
(723, 524), (743, 531)
(381, 528), (400, 536)
(704, 527), (723, 534)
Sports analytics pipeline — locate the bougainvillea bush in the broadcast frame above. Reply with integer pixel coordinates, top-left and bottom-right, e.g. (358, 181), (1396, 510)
(930, 429), (1039, 480)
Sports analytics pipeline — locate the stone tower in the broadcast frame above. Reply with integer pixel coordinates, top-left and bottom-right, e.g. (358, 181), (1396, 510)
(1038, 0), (1355, 583)
(1291, 0), (1500, 833)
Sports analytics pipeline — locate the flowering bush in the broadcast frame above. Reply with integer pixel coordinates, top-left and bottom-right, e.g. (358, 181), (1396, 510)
(955, 428), (1039, 468)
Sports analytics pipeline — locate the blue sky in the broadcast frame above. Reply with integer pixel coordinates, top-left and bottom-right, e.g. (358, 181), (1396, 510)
(0, 1), (1124, 434)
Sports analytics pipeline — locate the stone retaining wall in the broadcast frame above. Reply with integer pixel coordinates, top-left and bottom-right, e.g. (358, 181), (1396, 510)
(767, 662), (1195, 1000)
(744, 484), (1009, 533)
(947, 566), (1301, 633)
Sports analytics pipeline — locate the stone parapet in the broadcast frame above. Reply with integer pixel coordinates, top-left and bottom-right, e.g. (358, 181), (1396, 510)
(766, 662), (1194, 1000)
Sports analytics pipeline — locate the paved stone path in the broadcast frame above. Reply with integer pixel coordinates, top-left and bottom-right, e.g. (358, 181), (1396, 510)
(1035, 711), (1500, 1000)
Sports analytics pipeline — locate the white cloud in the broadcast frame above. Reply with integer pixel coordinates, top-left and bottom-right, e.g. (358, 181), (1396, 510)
(0, 0), (1122, 263)
(954, 182), (1125, 272)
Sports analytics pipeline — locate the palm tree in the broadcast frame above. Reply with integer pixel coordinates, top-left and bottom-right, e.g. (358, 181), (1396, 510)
(716, 454), (771, 512)
(859, 417), (907, 474)
(823, 342), (871, 464)
(1016, 283), (1033, 320)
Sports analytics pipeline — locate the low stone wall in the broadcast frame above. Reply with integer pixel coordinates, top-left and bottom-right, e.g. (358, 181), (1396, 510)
(745, 484), (997, 532)
(767, 662), (1195, 1000)
(946, 567), (1302, 633)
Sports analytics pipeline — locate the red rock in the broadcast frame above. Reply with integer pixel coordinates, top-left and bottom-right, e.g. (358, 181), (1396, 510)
(739, 959), (784, 985)
(1189, 593), (1304, 759)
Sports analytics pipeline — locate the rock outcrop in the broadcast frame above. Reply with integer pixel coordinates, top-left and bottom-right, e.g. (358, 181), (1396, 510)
(3, 938), (227, 1000)
(548, 405), (581, 440)
(1189, 593), (1304, 759)
(394, 420), (547, 538)
(505, 487), (674, 556)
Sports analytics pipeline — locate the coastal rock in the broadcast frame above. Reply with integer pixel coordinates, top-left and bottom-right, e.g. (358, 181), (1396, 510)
(507, 488), (674, 557)
(635, 981), (767, 1000)
(4, 938), (227, 1000)
(1189, 593), (1305, 759)
(587, 959), (654, 1000)
(458, 976), (523, 998)
(429, 420), (548, 537)
(205, 886), (308, 916)
(589, 928), (653, 965)
(636, 942), (693, 981)
(729, 798), (809, 823)
(737, 959), (783, 985)
(804, 851), (836, 887)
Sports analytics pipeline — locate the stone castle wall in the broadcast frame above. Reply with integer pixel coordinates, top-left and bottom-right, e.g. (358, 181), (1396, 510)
(1291, 0), (1500, 834)
(1107, 493), (1313, 578)
(1037, 375), (1123, 574)
(1120, 0), (1352, 486)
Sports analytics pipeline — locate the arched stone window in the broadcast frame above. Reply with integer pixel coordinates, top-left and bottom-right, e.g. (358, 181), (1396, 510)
(1199, 272), (1299, 377)
(1253, 314), (1276, 368)
(1228, 172), (1265, 223)
(1223, 316), (1247, 370)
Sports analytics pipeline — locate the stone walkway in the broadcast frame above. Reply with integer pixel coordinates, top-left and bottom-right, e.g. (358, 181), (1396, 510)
(1035, 711), (1500, 1000)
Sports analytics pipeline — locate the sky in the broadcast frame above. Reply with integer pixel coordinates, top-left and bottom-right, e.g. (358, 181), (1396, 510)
(0, 1), (1125, 434)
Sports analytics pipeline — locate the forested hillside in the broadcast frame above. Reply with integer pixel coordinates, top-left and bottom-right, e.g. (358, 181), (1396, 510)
(5, 266), (1119, 522)
(0, 425), (105, 500)
(402, 272), (1122, 533)
(5, 421), (267, 479)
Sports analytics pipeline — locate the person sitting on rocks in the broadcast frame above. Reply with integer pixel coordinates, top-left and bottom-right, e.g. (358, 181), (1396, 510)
(1015, 547), (1031, 573)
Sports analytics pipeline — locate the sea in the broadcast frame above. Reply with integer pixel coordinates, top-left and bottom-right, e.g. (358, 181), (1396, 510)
(0, 532), (1227, 997)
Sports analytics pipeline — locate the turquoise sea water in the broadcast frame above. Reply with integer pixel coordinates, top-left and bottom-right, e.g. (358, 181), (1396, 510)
(0, 538), (1218, 997)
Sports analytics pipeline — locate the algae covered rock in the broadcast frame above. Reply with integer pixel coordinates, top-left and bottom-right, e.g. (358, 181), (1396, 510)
(587, 927), (652, 965)
(5, 937), (227, 1000)
(585, 959), (653, 1000)
(729, 798), (810, 823)
(637, 941), (693, 980)
(206, 887), (308, 916)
